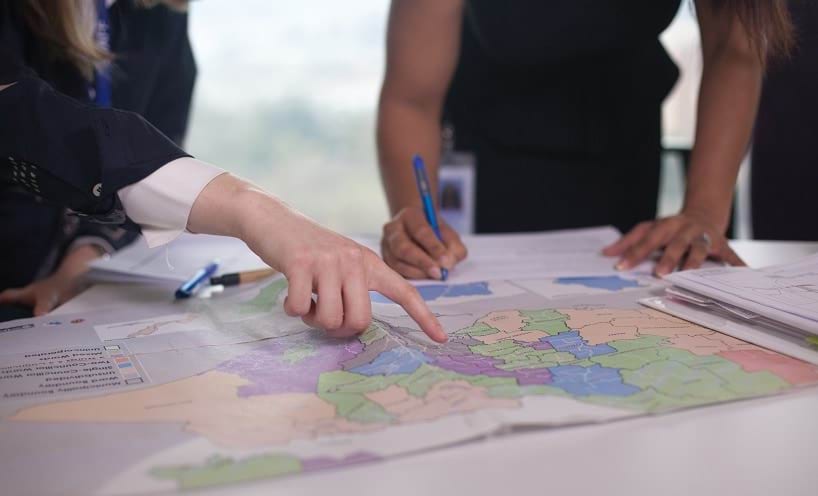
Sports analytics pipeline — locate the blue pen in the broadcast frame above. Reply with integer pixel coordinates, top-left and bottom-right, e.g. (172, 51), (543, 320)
(175, 260), (220, 299)
(412, 154), (448, 281)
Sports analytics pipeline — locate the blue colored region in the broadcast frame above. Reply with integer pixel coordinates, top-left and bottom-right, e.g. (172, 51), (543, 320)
(370, 281), (492, 303)
(350, 348), (432, 376)
(548, 364), (640, 397)
(543, 331), (616, 360)
(555, 276), (641, 292)
(443, 281), (492, 297)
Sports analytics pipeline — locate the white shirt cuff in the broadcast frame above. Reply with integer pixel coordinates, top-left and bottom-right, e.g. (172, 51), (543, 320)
(118, 158), (225, 247)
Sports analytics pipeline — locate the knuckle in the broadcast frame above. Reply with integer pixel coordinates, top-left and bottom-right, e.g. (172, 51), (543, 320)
(283, 298), (308, 317)
(341, 246), (364, 264)
(393, 239), (414, 256)
(346, 316), (372, 333)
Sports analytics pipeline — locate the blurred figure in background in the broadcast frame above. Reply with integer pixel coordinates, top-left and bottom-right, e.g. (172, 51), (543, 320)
(751, 0), (818, 241)
(0, 0), (195, 316)
(377, 0), (791, 279)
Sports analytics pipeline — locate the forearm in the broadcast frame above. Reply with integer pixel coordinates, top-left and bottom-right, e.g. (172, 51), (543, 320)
(186, 173), (304, 268)
(377, 97), (443, 215)
(685, 19), (763, 231)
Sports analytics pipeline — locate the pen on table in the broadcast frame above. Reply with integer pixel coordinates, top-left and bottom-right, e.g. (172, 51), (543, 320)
(210, 268), (278, 287)
(412, 154), (448, 281)
(175, 260), (220, 299)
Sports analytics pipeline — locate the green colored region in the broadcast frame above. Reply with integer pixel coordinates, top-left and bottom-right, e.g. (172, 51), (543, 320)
(393, 364), (516, 397)
(150, 454), (301, 490)
(318, 371), (400, 424)
(360, 322), (388, 345)
(521, 309), (570, 335)
(586, 346), (790, 412)
(584, 388), (694, 412)
(461, 321), (499, 337)
(470, 341), (574, 370)
(282, 344), (316, 365)
(608, 335), (667, 353)
(592, 336), (667, 370)
(239, 278), (288, 314)
(317, 364), (553, 414)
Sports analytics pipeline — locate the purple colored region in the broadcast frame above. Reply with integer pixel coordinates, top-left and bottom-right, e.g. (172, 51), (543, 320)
(530, 340), (554, 351)
(302, 452), (382, 472)
(433, 353), (516, 378)
(543, 331), (616, 359)
(548, 364), (639, 397)
(432, 353), (552, 386)
(219, 337), (363, 397)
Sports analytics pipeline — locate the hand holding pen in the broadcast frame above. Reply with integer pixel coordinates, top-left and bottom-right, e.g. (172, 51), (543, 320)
(381, 155), (468, 281)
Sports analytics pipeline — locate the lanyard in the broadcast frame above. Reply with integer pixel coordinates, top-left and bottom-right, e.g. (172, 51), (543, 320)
(91, 0), (112, 107)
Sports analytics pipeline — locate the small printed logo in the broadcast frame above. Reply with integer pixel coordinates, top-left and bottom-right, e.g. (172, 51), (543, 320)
(70, 318), (85, 324)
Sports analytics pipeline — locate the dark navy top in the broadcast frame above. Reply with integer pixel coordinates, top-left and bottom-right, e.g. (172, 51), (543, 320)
(0, 0), (195, 293)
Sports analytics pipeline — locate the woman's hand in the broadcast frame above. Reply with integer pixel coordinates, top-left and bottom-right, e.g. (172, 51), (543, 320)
(381, 206), (468, 280)
(188, 175), (448, 343)
(0, 244), (101, 315)
(602, 210), (745, 276)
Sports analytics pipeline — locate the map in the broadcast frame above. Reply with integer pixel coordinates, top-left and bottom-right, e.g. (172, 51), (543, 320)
(2, 276), (818, 495)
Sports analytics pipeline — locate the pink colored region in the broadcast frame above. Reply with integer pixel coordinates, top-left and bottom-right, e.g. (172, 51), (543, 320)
(219, 339), (364, 396)
(301, 452), (382, 472)
(720, 349), (818, 386)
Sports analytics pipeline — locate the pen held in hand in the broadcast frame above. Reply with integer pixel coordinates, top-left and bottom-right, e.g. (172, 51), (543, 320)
(412, 154), (448, 281)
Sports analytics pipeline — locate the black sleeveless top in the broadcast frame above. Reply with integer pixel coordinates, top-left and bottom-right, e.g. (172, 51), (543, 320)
(444, 0), (681, 233)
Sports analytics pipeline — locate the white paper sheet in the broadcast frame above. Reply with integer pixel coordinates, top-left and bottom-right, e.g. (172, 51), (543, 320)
(88, 233), (267, 284)
(665, 254), (818, 334)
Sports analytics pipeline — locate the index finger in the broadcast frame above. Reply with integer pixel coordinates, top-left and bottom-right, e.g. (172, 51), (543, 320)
(370, 263), (447, 343)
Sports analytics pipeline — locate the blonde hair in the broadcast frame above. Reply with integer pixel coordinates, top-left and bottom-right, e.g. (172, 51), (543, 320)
(23, 0), (189, 80)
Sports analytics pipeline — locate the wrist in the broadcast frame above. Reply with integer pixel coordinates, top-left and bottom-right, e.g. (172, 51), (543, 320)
(233, 187), (293, 260)
(680, 204), (730, 233)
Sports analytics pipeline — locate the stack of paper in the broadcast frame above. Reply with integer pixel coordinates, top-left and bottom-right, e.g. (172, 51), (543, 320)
(88, 233), (268, 284)
(642, 253), (818, 364)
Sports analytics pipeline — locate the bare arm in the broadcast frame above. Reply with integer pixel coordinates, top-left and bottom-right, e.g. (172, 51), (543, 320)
(605, 1), (758, 273)
(378, 0), (463, 213)
(685, 0), (762, 231)
(378, 0), (468, 279)
(187, 173), (447, 342)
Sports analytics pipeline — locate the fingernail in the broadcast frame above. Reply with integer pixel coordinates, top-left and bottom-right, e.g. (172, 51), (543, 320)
(439, 255), (454, 269)
(655, 268), (669, 277)
(615, 261), (628, 271)
(428, 267), (442, 280)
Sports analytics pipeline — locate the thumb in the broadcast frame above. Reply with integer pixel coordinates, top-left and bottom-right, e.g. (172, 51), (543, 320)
(33, 293), (58, 317)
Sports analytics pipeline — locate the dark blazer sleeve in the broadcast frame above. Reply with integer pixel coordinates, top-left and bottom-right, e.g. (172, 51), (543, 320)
(0, 46), (191, 222)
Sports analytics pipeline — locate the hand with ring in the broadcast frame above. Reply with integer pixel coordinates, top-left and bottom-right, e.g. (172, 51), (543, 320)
(602, 210), (745, 276)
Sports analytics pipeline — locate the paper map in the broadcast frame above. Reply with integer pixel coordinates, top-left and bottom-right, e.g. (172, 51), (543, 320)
(2, 275), (817, 495)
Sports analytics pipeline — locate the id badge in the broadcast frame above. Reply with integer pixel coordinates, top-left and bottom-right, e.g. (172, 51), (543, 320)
(438, 150), (476, 234)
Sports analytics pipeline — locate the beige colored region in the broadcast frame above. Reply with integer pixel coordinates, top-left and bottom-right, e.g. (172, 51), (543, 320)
(365, 380), (517, 423)
(10, 371), (372, 449)
(476, 310), (544, 345)
(564, 308), (716, 346)
(668, 333), (761, 356)
(577, 322), (640, 346)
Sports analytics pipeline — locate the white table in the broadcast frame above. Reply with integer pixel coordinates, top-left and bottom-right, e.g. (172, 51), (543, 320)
(57, 240), (818, 496)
